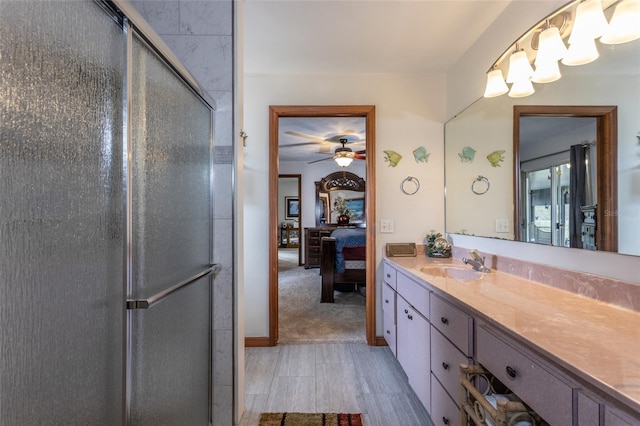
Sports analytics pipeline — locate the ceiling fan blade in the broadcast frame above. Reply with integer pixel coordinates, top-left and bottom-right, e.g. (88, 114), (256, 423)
(284, 130), (326, 143)
(279, 141), (320, 148)
(307, 156), (336, 165)
(318, 142), (332, 153)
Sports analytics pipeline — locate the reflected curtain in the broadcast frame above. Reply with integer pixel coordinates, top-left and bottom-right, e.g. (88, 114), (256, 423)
(569, 144), (587, 248)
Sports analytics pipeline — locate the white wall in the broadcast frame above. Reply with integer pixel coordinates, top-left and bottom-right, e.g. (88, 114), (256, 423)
(243, 73), (446, 337)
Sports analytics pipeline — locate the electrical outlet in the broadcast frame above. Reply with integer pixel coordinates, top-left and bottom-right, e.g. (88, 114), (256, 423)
(495, 219), (509, 233)
(380, 219), (395, 233)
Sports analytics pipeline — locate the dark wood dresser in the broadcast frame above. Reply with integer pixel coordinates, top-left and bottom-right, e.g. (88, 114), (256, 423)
(304, 227), (334, 268)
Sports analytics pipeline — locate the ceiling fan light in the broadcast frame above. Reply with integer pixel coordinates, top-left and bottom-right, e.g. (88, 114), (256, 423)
(484, 68), (509, 97)
(600, 0), (640, 44)
(334, 149), (355, 167)
(506, 49), (534, 83)
(508, 77), (535, 98)
(562, 37), (599, 66)
(536, 26), (567, 63)
(569, 0), (609, 44)
(532, 60), (562, 83)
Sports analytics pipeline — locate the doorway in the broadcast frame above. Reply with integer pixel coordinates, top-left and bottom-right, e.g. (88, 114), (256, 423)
(268, 105), (376, 346)
(278, 174), (302, 265)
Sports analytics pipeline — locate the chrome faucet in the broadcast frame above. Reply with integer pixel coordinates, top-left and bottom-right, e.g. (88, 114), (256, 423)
(462, 249), (491, 273)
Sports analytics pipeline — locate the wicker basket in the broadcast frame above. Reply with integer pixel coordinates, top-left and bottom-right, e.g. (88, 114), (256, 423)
(459, 364), (547, 426)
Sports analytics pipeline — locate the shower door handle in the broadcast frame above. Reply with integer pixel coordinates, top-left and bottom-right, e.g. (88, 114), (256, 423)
(127, 264), (220, 309)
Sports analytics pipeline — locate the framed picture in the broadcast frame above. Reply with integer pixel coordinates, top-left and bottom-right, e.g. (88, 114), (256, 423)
(285, 196), (299, 219)
(345, 198), (365, 222)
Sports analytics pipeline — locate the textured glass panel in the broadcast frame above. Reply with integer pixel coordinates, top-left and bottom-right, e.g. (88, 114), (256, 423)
(0, 1), (124, 424)
(130, 34), (212, 297)
(131, 276), (211, 425)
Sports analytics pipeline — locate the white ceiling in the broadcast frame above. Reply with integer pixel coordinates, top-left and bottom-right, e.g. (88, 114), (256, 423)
(243, 0), (512, 75)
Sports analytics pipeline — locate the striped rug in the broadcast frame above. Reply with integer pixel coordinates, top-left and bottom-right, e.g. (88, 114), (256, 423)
(259, 412), (363, 426)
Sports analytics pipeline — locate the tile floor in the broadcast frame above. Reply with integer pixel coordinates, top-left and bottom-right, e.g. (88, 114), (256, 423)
(239, 343), (434, 426)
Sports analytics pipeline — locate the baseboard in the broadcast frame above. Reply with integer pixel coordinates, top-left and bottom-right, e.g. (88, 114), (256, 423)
(245, 337), (274, 347)
(374, 336), (388, 346)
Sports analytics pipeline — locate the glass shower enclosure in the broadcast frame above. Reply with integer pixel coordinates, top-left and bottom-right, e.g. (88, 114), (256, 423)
(0, 1), (217, 424)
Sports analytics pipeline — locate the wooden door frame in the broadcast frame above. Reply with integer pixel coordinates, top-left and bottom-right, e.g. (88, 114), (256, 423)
(513, 105), (617, 252)
(268, 105), (377, 346)
(278, 174), (303, 265)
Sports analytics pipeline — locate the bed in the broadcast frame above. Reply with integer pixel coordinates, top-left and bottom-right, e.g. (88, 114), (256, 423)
(320, 227), (366, 303)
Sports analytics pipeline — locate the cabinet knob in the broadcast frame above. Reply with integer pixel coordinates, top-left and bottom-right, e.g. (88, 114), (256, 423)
(404, 309), (409, 314)
(386, 330), (390, 335)
(442, 417), (449, 425)
(441, 317), (449, 325)
(407, 314), (413, 320)
(442, 362), (449, 370)
(385, 299), (389, 304)
(506, 365), (517, 378)
(386, 273), (391, 278)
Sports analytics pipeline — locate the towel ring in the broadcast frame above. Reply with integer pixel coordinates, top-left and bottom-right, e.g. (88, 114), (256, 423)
(471, 175), (490, 195)
(401, 176), (420, 195)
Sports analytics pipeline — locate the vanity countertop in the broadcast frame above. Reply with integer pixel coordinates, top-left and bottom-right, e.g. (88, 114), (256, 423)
(385, 255), (640, 416)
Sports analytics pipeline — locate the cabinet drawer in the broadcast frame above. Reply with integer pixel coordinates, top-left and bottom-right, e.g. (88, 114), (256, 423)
(382, 283), (396, 320)
(430, 293), (472, 356)
(308, 237), (321, 247)
(397, 271), (429, 318)
(477, 326), (573, 426)
(431, 326), (470, 402)
(383, 310), (396, 356)
(383, 262), (397, 289)
(308, 246), (321, 255)
(431, 374), (460, 426)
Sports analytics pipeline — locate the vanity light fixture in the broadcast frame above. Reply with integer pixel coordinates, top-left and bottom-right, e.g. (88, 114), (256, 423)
(483, 67), (509, 97)
(483, 0), (638, 98)
(601, 0), (640, 44)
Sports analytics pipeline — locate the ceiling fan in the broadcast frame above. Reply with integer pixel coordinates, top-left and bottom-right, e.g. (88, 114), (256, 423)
(279, 129), (366, 166)
(307, 138), (366, 166)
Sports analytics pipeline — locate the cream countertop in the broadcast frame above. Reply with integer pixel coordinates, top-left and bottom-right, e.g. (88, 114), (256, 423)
(384, 255), (640, 417)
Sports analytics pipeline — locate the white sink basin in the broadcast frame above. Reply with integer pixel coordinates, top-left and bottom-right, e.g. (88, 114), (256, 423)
(420, 266), (483, 280)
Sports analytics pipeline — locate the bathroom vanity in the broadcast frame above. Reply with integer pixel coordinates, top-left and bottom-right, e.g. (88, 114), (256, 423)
(382, 255), (640, 425)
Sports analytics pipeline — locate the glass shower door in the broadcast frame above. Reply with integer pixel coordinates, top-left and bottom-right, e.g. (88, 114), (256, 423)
(126, 32), (214, 425)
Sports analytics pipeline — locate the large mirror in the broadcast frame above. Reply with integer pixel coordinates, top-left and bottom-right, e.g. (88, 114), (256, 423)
(315, 171), (366, 226)
(445, 30), (639, 256)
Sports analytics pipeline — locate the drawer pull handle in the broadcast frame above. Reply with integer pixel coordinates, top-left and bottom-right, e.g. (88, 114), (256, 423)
(407, 314), (413, 320)
(442, 417), (449, 425)
(441, 317), (449, 325)
(442, 362), (449, 370)
(506, 365), (517, 378)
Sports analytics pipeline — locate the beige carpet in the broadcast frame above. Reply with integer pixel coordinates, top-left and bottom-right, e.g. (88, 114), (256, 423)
(278, 249), (366, 343)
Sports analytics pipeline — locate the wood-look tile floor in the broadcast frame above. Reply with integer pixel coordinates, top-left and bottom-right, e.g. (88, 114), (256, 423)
(239, 343), (434, 426)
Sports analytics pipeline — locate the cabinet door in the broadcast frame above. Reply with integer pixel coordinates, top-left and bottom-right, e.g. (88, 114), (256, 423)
(577, 391), (601, 426)
(397, 296), (430, 412)
(605, 406), (638, 426)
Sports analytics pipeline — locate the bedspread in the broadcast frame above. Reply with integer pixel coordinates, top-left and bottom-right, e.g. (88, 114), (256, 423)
(331, 228), (366, 273)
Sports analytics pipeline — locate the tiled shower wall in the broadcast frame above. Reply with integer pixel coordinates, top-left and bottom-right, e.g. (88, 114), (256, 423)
(129, 2), (234, 424)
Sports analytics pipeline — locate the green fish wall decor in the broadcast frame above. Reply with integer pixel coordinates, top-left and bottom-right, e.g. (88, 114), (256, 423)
(413, 146), (430, 163)
(458, 146), (476, 163)
(383, 150), (402, 167)
(487, 150), (506, 167)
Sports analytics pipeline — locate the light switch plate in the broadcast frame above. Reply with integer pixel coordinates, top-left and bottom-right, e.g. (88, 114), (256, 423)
(495, 219), (509, 233)
(380, 219), (394, 233)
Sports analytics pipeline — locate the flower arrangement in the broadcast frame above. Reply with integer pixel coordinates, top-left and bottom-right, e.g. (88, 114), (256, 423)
(332, 196), (352, 225)
(425, 230), (451, 258)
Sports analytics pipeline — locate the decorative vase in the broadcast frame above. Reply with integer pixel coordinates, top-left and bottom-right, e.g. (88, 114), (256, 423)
(337, 214), (350, 226)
